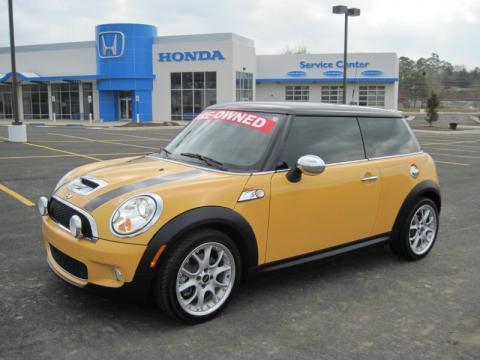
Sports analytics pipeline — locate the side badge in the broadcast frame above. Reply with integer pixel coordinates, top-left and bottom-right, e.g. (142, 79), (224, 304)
(410, 165), (420, 179)
(238, 189), (265, 202)
(65, 192), (73, 200)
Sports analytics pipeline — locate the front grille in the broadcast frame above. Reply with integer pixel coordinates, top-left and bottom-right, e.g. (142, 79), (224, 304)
(48, 198), (93, 239)
(50, 244), (88, 280)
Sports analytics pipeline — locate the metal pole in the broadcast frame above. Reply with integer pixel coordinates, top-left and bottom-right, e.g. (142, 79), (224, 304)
(343, 12), (348, 105)
(8, 0), (20, 125)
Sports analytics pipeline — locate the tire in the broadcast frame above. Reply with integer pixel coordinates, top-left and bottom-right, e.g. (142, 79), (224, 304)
(391, 197), (439, 261)
(153, 228), (241, 324)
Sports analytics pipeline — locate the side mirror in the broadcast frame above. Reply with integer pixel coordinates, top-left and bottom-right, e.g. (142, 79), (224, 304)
(286, 155), (326, 183)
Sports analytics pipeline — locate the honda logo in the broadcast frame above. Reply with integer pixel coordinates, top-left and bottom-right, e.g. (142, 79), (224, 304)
(97, 31), (125, 59)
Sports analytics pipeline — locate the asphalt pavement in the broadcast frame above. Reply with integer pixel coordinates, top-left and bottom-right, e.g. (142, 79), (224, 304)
(0, 124), (479, 359)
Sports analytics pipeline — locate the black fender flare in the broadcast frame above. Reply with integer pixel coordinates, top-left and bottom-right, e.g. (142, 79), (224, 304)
(133, 206), (259, 287)
(392, 180), (441, 236)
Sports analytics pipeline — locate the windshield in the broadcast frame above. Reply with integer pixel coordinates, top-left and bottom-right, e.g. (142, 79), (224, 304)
(163, 109), (284, 172)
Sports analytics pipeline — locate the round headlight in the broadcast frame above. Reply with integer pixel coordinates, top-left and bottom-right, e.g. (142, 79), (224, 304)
(110, 194), (163, 237)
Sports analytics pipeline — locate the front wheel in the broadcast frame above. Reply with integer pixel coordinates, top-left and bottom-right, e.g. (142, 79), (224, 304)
(153, 228), (241, 324)
(391, 197), (439, 260)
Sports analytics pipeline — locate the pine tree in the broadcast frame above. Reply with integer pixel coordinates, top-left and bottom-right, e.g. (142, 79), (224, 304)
(426, 92), (440, 126)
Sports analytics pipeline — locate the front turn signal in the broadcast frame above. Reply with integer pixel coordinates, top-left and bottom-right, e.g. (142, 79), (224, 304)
(150, 244), (167, 268)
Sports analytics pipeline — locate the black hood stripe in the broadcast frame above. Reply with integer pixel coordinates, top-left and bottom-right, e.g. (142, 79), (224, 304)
(84, 169), (206, 212)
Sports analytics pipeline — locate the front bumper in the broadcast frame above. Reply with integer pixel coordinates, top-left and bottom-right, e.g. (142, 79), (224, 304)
(42, 216), (147, 290)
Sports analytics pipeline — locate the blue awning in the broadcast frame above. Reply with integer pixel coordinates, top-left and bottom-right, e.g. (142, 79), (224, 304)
(0, 72), (155, 83)
(0, 71), (100, 83)
(0, 71), (42, 82)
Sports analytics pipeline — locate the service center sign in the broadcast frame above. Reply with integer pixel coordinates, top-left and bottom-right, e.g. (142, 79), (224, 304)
(193, 110), (277, 133)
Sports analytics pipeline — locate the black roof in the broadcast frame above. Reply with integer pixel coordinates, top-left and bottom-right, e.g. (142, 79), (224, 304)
(208, 101), (402, 118)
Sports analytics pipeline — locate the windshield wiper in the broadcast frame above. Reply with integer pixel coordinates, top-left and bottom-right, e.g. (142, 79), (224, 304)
(160, 147), (171, 158)
(180, 152), (226, 170)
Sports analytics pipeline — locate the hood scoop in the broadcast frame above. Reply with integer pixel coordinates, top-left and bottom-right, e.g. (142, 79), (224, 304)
(68, 175), (108, 195)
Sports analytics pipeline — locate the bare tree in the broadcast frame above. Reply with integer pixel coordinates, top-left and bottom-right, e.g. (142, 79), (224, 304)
(282, 45), (309, 55)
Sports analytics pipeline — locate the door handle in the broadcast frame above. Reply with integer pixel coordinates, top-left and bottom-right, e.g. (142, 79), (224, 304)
(361, 175), (379, 182)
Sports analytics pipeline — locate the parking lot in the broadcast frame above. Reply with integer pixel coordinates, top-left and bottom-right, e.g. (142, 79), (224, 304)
(0, 124), (479, 359)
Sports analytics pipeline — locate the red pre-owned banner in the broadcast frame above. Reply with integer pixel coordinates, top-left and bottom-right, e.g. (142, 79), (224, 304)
(193, 110), (277, 133)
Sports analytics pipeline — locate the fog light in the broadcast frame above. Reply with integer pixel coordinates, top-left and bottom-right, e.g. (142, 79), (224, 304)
(113, 267), (122, 281)
(38, 196), (48, 216)
(69, 215), (83, 238)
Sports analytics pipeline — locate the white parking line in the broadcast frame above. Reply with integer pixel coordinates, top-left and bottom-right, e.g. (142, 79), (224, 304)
(423, 143), (480, 150)
(0, 136), (101, 161)
(434, 160), (470, 166)
(100, 131), (171, 141)
(48, 133), (159, 150)
(423, 146), (480, 153)
(421, 140), (480, 146)
(429, 152), (480, 159)
(0, 151), (147, 160)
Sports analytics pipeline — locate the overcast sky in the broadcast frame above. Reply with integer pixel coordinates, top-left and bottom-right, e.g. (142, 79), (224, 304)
(0, 0), (479, 69)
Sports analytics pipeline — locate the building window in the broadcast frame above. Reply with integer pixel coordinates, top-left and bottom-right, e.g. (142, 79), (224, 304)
(171, 72), (217, 121)
(0, 85), (13, 119)
(236, 72), (253, 101)
(359, 85), (385, 107)
(51, 83), (80, 120)
(321, 86), (343, 104)
(82, 83), (94, 120)
(285, 86), (309, 101)
(22, 84), (49, 120)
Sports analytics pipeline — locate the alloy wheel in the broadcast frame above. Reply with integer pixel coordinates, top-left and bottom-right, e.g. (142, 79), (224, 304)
(175, 242), (235, 316)
(409, 204), (437, 255)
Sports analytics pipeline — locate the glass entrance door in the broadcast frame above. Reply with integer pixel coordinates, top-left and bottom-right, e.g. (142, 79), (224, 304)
(119, 91), (132, 120)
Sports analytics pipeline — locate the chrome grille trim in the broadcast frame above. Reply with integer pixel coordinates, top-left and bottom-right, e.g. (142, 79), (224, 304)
(51, 195), (99, 242)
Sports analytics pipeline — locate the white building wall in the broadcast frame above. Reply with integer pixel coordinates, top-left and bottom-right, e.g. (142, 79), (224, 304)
(152, 33), (255, 121)
(256, 52), (399, 110)
(231, 35), (257, 100)
(0, 31), (400, 121)
(257, 82), (397, 110)
(0, 42), (96, 76)
(0, 42), (99, 121)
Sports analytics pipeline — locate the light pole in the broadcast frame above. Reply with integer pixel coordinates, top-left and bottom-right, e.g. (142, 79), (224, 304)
(7, 0), (27, 142)
(8, 0), (19, 124)
(332, 5), (360, 105)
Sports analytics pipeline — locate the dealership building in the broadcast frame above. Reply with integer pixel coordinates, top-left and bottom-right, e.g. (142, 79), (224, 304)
(0, 23), (398, 122)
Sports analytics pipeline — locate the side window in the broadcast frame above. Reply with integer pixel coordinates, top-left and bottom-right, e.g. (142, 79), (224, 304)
(359, 117), (420, 158)
(280, 116), (365, 167)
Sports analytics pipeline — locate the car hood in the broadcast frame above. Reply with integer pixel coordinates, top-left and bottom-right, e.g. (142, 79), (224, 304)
(85, 155), (194, 184)
(54, 155), (249, 211)
(51, 155), (255, 244)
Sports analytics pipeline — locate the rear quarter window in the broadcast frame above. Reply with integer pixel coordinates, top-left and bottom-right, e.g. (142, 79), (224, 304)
(358, 117), (420, 158)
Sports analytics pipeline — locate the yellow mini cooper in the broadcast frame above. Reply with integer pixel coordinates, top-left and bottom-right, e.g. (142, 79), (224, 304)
(38, 102), (441, 323)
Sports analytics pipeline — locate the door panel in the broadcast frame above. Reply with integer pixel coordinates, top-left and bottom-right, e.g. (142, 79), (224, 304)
(356, 116), (426, 235)
(234, 173), (274, 265)
(371, 153), (432, 235)
(267, 161), (380, 263)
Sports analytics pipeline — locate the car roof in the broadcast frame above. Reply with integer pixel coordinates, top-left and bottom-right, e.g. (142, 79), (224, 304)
(208, 101), (402, 118)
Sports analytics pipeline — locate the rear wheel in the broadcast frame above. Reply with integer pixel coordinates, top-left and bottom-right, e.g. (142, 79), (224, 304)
(153, 228), (241, 323)
(391, 197), (439, 260)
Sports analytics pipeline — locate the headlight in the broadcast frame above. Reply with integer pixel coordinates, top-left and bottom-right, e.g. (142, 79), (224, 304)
(110, 194), (163, 237)
(54, 169), (75, 192)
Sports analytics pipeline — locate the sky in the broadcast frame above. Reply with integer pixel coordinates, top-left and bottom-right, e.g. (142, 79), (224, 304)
(0, 0), (479, 69)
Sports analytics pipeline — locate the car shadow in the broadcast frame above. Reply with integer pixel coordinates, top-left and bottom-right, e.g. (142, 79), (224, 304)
(42, 244), (402, 329)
